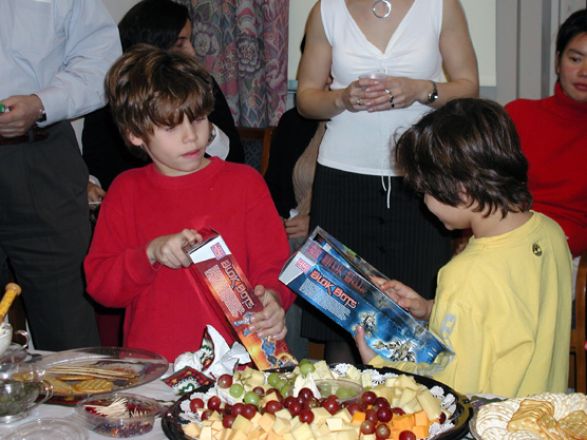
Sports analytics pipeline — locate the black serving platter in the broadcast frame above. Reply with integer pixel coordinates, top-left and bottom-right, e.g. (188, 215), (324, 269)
(161, 365), (473, 440)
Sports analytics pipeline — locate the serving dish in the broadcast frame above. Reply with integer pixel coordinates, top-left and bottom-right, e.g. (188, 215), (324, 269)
(76, 392), (162, 438)
(161, 364), (473, 440)
(33, 346), (168, 405)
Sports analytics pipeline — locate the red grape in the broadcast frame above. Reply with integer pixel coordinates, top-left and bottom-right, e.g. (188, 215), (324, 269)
(189, 398), (204, 413)
(322, 396), (341, 415)
(222, 414), (235, 429)
(438, 411), (447, 424)
(391, 407), (406, 416)
(200, 409), (213, 421)
(283, 396), (296, 409)
(375, 423), (391, 439)
(398, 430), (417, 440)
(298, 409), (315, 424)
(207, 396), (222, 411)
(298, 387), (314, 401)
(253, 386), (265, 397)
(217, 374), (233, 389)
(288, 401), (302, 417)
(360, 420), (376, 435)
(374, 397), (390, 408)
(344, 401), (362, 415)
(361, 391), (377, 406)
(377, 406), (392, 422)
(264, 400), (283, 414)
(233, 402), (245, 415)
(242, 403), (257, 420)
(366, 407), (379, 422)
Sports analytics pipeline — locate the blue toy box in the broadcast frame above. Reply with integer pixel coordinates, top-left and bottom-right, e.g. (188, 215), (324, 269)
(279, 227), (452, 366)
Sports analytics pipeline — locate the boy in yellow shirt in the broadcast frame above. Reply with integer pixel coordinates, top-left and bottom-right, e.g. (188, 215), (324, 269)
(355, 98), (572, 398)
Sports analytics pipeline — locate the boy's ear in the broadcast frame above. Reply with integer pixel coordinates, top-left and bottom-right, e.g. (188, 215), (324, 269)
(127, 131), (145, 148)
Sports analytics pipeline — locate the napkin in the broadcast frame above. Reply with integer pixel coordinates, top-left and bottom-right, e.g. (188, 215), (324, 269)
(165, 325), (251, 394)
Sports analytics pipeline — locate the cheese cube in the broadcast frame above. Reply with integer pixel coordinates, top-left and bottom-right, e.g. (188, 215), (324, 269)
(231, 415), (253, 433)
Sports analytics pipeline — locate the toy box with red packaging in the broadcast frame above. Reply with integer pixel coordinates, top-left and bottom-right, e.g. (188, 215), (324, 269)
(185, 230), (296, 370)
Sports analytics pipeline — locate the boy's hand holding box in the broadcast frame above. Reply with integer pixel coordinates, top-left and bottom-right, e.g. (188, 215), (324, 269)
(279, 227), (453, 370)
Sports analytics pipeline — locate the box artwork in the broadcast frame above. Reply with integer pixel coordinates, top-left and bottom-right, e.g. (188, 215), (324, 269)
(186, 230), (296, 371)
(279, 227), (452, 365)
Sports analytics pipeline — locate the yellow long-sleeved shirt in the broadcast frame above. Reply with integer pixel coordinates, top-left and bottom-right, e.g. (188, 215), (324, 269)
(371, 212), (572, 398)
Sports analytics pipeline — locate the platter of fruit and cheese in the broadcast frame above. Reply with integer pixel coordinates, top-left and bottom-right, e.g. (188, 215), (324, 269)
(470, 392), (587, 439)
(161, 360), (472, 440)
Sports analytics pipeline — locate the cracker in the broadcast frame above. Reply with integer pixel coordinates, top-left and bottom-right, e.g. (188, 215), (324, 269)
(73, 378), (114, 393)
(558, 410), (587, 439)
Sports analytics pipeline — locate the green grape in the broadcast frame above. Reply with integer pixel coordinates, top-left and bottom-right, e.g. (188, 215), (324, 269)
(298, 359), (315, 376)
(243, 390), (261, 406)
(279, 381), (293, 398)
(229, 383), (244, 398)
(335, 386), (355, 400)
(267, 372), (281, 387)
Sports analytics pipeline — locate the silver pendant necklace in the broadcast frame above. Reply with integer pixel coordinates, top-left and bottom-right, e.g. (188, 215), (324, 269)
(372, 0), (392, 19)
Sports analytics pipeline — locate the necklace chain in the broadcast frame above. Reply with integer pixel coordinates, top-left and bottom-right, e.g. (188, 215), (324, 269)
(372, 0), (392, 19)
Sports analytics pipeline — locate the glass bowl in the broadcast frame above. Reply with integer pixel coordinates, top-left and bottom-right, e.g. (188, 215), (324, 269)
(0, 363), (52, 423)
(315, 379), (362, 402)
(75, 392), (162, 438)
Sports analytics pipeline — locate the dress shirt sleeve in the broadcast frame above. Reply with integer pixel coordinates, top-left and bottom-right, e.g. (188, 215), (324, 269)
(36, 0), (122, 125)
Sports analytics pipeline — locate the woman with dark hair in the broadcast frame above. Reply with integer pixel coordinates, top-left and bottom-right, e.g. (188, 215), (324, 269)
(83, 0), (244, 192)
(83, 0), (244, 345)
(505, 9), (587, 262)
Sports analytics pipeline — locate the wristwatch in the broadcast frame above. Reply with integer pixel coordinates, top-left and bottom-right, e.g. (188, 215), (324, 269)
(37, 108), (47, 123)
(427, 81), (439, 104)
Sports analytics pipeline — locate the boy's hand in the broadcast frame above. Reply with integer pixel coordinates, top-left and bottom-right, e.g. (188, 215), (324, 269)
(284, 214), (310, 239)
(146, 229), (202, 269)
(354, 325), (377, 364)
(249, 286), (287, 340)
(376, 279), (434, 321)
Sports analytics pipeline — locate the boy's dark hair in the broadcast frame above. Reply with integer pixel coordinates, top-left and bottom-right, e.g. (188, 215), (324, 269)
(556, 8), (587, 59)
(105, 44), (214, 144)
(119, 0), (190, 52)
(395, 98), (531, 218)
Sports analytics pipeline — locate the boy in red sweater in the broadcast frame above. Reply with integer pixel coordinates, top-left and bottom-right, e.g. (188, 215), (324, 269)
(84, 45), (294, 361)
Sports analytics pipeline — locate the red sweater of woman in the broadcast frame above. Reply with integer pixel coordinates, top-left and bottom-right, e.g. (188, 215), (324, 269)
(84, 158), (294, 361)
(505, 83), (587, 256)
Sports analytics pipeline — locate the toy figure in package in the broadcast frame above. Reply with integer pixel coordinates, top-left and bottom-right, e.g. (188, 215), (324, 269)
(279, 227), (452, 367)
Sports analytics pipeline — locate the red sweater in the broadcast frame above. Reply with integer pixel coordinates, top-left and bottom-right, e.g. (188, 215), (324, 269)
(84, 158), (294, 361)
(506, 83), (587, 256)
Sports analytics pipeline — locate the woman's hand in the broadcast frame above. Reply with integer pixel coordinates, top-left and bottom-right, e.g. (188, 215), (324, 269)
(249, 286), (287, 340)
(340, 81), (368, 112)
(374, 279), (434, 321)
(146, 229), (202, 269)
(360, 77), (432, 112)
(284, 214), (310, 239)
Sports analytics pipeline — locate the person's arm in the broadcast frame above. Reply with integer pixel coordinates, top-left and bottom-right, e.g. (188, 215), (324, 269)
(35, 0), (122, 125)
(296, 3), (364, 119)
(208, 78), (245, 163)
(84, 185), (159, 308)
(242, 170), (295, 311)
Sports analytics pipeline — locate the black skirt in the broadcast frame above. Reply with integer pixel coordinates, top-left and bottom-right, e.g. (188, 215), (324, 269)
(300, 164), (454, 342)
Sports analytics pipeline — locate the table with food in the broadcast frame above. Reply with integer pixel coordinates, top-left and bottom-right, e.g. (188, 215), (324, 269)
(0, 229), (585, 440)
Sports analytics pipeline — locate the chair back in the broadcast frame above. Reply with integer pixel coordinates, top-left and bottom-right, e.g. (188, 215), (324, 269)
(570, 252), (587, 393)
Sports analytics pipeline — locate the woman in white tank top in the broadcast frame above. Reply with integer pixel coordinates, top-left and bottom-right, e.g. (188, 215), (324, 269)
(295, 0), (479, 363)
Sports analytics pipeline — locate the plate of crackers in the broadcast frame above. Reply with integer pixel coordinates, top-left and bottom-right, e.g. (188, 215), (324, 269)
(32, 347), (168, 405)
(470, 392), (587, 439)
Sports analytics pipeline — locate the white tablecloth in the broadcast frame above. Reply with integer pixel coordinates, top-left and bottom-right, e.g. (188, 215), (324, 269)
(0, 362), (177, 440)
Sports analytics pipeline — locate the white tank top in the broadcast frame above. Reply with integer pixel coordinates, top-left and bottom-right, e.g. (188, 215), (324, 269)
(319, 0), (443, 176)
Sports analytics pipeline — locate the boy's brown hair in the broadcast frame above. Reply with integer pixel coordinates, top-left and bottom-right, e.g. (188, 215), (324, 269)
(105, 44), (214, 146)
(395, 98), (532, 218)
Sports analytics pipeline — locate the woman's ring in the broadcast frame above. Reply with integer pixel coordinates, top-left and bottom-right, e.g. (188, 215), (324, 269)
(384, 88), (392, 95)
(389, 95), (394, 104)
(357, 98), (363, 106)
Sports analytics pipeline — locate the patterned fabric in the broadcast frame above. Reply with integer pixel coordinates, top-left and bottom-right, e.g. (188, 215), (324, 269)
(174, 0), (289, 127)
